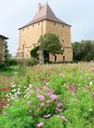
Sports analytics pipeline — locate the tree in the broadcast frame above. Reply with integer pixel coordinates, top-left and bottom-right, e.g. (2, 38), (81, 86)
(30, 46), (39, 59)
(73, 40), (94, 61)
(38, 33), (63, 55)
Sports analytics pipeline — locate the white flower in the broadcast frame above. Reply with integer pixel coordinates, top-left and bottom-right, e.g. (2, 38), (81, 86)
(12, 84), (16, 87)
(12, 89), (16, 92)
(90, 82), (92, 85)
(18, 88), (20, 91)
(29, 84), (32, 88)
(17, 91), (21, 95)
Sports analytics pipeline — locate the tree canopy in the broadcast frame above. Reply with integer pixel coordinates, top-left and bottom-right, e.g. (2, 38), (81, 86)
(38, 33), (63, 55)
(72, 40), (94, 61)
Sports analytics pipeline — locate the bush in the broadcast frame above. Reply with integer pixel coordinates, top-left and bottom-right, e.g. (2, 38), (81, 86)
(17, 58), (39, 66)
(6, 59), (18, 66)
(25, 58), (39, 66)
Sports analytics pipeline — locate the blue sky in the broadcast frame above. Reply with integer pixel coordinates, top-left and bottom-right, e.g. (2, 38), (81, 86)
(0, 0), (94, 55)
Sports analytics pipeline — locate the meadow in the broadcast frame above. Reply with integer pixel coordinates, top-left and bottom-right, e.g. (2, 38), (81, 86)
(0, 62), (94, 128)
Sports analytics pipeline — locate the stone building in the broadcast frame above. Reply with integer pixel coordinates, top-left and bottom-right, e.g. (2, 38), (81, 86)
(17, 3), (73, 62)
(0, 34), (8, 63)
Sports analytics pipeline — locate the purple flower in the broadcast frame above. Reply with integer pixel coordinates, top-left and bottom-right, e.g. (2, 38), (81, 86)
(37, 94), (45, 101)
(44, 114), (51, 118)
(55, 108), (62, 113)
(37, 122), (44, 127)
(57, 115), (68, 122)
(56, 102), (63, 107)
(50, 94), (58, 100)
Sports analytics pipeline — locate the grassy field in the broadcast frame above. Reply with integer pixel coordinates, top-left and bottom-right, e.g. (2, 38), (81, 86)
(0, 62), (94, 128)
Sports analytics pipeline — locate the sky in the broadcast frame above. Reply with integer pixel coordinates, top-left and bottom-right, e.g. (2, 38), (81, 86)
(0, 0), (94, 56)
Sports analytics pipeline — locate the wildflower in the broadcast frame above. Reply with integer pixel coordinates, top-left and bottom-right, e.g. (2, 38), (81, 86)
(12, 84), (16, 87)
(46, 100), (51, 103)
(1, 102), (6, 108)
(43, 114), (51, 118)
(29, 84), (32, 88)
(73, 99), (78, 102)
(17, 91), (21, 95)
(29, 110), (32, 113)
(2, 111), (7, 115)
(35, 87), (40, 92)
(90, 81), (92, 85)
(57, 115), (68, 122)
(37, 94), (45, 101)
(12, 89), (16, 92)
(55, 108), (62, 113)
(70, 86), (75, 91)
(56, 102), (63, 107)
(37, 122), (44, 127)
(27, 101), (31, 105)
(80, 76), (83, 79)
(50, 94), (58, 100)
(89, 108), (92, 112)
(40, 102), (45, 106)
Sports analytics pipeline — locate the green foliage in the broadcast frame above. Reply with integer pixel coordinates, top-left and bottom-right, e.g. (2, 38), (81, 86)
(73, 40), (94, 61)
(17, 58), (39, 66)
(38, 33), (63, 55)
(0, 63), (94, 127)
(6, 59), (18, 66)
(30, 46), (39, 58)
(25, 58), (39, 66)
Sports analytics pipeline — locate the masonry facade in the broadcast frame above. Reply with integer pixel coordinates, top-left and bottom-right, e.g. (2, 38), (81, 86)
(17, 3), (73, 62)
(0, 35), (8, 63)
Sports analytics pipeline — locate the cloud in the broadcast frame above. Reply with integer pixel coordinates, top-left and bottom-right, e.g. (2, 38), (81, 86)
(0, 0), (94, 55)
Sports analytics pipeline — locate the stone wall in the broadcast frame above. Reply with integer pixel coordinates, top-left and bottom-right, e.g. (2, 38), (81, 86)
(46, 20), (73, 61)
(17, 20), (73, 61)
(17, 20), (46, 58)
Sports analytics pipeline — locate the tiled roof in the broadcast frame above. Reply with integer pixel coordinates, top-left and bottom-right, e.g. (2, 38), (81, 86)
(0, 35), (9, 39)
(19, 3), (71, 29)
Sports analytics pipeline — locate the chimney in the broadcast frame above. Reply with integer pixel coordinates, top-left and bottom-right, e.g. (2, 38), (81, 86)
(37, 3), (41, 12)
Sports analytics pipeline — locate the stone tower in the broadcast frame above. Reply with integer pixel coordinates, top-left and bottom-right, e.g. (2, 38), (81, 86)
(17, 3), (73, 62)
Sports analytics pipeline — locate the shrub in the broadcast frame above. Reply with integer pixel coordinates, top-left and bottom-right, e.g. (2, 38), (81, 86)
(25, 58), (39, 66)
(6, 59), (18, 66)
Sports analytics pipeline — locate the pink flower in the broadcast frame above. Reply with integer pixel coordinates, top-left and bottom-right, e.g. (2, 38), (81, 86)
(44, 114), (51, 118)
(46, 100), (51, 103)
(27, 101), (31, 105)
(1, 102), (6, 108)
(73, 99), (78, 102)
(40, 103), (45, 106)
(29, 110), (32, 113)
(50, 94), (58, 100)
(57, 115), (68, 122)
(56, 102), (63, 107)
(70, 86), (75, 91)
(35, 87), (40, 92)
(37, 122), (44, 127)
(55, 108), (62, 113)
(37, 94), (45, 101)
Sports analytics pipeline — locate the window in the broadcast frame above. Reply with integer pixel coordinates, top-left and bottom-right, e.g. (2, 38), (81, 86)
(55, 55), (57, 62)
(62, 40), (64, 43)
(54, 22), (56, 25)
(38, 22), (40, 25)
(63, 25), (64, 27)
(63, 56), (65, 61)
(32, 25), (34, 28)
